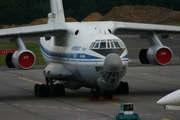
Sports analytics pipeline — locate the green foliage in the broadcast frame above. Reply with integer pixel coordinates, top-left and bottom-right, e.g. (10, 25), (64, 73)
(0, 0), (180, 24)
(0, 0), (49, 25)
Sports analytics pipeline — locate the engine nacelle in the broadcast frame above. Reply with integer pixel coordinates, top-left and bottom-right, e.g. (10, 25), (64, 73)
(6, 49), (36, 69)
(139, 46), (173, 65)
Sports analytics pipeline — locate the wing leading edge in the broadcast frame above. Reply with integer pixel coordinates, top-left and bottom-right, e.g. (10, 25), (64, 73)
(0, 23), (68, 39)
(113, 21), (180, 36)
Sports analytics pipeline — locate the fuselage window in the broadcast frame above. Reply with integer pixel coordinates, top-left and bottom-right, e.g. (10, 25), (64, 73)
(100, 42), (106, 49)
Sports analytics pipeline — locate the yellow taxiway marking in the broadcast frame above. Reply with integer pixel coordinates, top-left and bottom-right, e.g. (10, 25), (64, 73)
(161, 118), (170, 120)
(78, 98), (86, 101)
(18, 77), (42, 84)
(105, 101), (120, 106)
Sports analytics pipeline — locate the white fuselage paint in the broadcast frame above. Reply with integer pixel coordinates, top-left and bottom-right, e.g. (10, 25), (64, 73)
(40, 22), (129, 88)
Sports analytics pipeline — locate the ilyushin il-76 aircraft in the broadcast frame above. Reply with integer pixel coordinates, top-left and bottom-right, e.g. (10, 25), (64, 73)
(1, 0), (180, 99)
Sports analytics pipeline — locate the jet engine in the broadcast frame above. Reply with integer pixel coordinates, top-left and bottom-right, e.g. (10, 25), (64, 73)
(139, 46), (173, 65)
(6, 49), (36, 69)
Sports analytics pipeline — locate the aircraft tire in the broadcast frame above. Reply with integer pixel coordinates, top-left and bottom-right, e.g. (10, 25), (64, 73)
(107, 91), (113, 99)
(59, 84), (65, 96)
(52, 84), (58, 96)
(34, 84), (39, 97)
(123, 82), (129, 94)
(116, 82), (123, 94)
(38, 84), (45, 97)
(56, 83), (65, 97)
(44, 85), (50, 97)
(90, 89), (95, 98)
(95, 92), (100, 98)
(103, 92), (108, 99)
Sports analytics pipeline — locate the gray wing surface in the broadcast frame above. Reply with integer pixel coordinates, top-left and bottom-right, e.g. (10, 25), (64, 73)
(113, 22), (180, 36)
(0, 23), (68, 39)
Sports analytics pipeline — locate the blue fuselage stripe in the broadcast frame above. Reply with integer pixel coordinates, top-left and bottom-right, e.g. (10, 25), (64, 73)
(40, 43), (128, 62)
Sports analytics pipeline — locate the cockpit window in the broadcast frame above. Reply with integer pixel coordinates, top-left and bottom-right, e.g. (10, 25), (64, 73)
(107, 42), (110, 48)
(94, 42), (99, 48)
(90, 42), (95, 48)
(90, 39), (125, 56)
(119, 40), (126, 48)
(100, 41), (106, 49)
(90, 39), (125, 49)
(114, 41), (120, 48)
(111, 42), (115, 48)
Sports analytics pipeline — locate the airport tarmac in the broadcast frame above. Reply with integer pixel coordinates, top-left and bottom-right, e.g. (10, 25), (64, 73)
(0, 65), (180, 120)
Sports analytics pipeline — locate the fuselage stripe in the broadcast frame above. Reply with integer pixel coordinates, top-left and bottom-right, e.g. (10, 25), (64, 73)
(40, 43), (129, 62)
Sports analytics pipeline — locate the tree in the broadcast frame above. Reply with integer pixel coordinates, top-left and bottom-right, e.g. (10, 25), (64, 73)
(1, 0), (180, 25)
(0, 0), (25, 25)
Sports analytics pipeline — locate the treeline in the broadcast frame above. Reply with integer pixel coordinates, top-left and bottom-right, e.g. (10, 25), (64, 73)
(1, 0), (180, 25)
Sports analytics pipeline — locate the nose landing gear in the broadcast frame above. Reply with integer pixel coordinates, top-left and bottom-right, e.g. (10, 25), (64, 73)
(116, 81), (129, 95)
(90, 81), (129, 101)
(90, 88), (118, 101)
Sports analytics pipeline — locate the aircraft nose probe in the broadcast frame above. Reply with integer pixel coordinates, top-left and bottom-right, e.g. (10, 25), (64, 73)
(103, 53), (122, 71)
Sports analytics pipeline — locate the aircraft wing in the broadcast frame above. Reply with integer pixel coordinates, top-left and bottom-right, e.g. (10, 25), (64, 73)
(113, 22), (180, 36)
(0, 23), (68, 39)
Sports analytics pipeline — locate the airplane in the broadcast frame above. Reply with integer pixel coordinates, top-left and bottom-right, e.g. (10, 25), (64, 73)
(1, 0), (180, 99)
(157, 89), (180, 110)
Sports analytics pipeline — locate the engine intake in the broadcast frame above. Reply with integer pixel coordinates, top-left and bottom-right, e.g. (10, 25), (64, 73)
(139, 46), (173, 65)
(6, 49), (36, 69)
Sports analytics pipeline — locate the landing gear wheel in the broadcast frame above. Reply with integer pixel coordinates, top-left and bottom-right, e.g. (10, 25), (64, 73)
(44, 85), (50, 97)
(38, 84), (45, 97)
(59, 84), (65, 96)
(123, 82), (129, 94)
(103, 91), (113, 99)
(56, 83), (65, 97)
(116, 81), (129, 95)
(52, 84), (58, 96)
(34, 84), (39, 97)
(90, 89), (95, 99)
(103, 92), (108, 99)
(116, 82), (123, 94)
(107, 91), (113, 99)
(34, 77), (65, 97)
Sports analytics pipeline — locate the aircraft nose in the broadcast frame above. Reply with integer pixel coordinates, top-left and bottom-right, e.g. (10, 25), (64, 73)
(157, 89), (180, 105)
(157, 97), (168, 105)
(103, 53), (122, 71)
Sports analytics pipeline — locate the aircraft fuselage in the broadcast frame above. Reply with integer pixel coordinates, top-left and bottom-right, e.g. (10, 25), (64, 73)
(40, 22), (129, 91)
